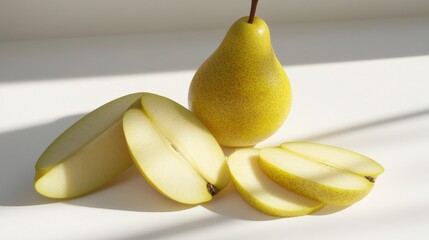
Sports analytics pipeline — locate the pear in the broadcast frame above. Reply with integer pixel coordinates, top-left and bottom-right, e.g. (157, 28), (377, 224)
(281, 142), (384, 180)
(35, 93), (144, 198)
(123, 93), (230, 204)
(228, 148), (325, 217)
(188, 0), (292, 147)
(259, 146), (383, 206)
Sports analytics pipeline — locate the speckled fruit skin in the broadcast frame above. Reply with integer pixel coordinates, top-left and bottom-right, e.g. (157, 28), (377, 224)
(189, 17), (292, 147)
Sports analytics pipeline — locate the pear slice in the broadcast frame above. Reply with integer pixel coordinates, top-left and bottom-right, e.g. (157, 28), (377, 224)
(281, 142), (384, 180)
(227, 148), (325, 217)
(123, 93), (230, 204)
(35, 93), (144, 198)
(259, 147), (378, 206)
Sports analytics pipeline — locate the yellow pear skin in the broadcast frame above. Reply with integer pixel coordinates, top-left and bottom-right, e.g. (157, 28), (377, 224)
(189, 16), (292, 147)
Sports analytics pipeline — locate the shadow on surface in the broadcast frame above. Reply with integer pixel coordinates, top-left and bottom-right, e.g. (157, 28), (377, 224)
(300, 108), (429, 142)
(66, 166), (193, 212)
(202, 183), (279, 221)
(1, 16), (429, 82)
(311, 204), (350, 216)
(120, 215), (232, 240)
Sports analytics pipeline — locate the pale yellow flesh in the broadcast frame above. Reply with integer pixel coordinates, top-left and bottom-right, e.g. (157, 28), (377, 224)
(36, 93), (144, 171)
(34, 93), (144, 198)
(259, 148), (374, 206)
(228, 149), (325, 217)
(123, 108), (213, 204)
(141, 93), (230, 190)
(281, 142), (384, 177)
(35, 120), (133, 198)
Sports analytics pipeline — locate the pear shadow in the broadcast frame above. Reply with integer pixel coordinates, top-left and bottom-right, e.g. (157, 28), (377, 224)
(66, 166), (193, 212)
(202, 183), (279, 221)
(118, 215), (232, 240)
(221, 146), (256, 157)
(221, 146), (239, 157)
(311, 204), (350, 216)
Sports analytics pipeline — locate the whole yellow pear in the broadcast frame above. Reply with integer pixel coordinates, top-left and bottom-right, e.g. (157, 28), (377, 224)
(188, 16), (292, 147)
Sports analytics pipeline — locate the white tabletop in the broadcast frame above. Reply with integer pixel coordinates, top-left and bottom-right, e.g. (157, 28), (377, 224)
(1, 16), (429, 240)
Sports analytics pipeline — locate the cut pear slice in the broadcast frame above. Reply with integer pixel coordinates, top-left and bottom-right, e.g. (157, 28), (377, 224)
(35, 93), (144, 198)
(141, 93), (230, 190)
(281, 142), (384, 179)
(123, 109), (211, 204)
(228, 148), (325, 217)
(123, 93), (230, 204)
(259, 148), (375, 206)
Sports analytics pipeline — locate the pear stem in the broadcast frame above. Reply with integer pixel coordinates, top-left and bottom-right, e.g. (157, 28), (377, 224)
(248, 0), (259, 24)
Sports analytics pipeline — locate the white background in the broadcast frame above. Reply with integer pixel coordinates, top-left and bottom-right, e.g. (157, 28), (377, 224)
(1, 1), (429, 239)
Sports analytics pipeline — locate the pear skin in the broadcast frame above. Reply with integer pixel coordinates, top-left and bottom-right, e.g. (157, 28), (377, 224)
(189, 17), (292, 147)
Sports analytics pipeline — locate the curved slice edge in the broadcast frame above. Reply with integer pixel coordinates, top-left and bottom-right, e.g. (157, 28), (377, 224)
(259, 147), (373, 206)
(281, 142), (384, 178)
(228, 148), (325, 217)
(34, 93), (145, 198)
(123, 108), (212, 205)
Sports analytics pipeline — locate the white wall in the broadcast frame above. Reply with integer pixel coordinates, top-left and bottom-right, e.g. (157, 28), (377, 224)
(1, 0), (429, 41)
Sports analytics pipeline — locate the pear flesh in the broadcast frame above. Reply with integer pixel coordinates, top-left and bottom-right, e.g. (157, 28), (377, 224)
(189, 17), (292, 147)
(228, 148), (325, 217)
(123, 93), (230, 204)
(35, 93), (144, 198)
(141, 93), (230, 190)
(281, 142), (384, 179)
(259, 147), (377, 206)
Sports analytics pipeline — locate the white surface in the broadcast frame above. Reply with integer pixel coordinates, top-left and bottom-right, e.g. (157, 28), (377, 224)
(1, 0), (429, 41)
(1, 16), (429, 239)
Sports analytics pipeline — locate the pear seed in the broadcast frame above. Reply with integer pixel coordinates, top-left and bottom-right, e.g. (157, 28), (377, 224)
(207, 183), (218, 196)
(365, 176), (375, 183)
